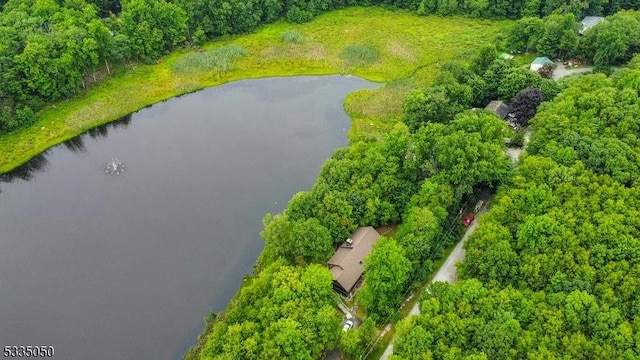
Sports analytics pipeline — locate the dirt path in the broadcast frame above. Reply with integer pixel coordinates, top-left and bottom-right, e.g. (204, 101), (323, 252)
(507, 147), (522, 163)
(506, 130), (530, 163)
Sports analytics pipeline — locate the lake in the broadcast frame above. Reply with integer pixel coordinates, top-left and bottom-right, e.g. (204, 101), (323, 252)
(0, 76), (378, 360)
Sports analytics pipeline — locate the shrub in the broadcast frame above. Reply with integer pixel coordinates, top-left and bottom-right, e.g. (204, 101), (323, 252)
(0, 106), (36, 133)
(537, 62), (556, 78)
(172, 44), (246, 73)
(509, 130), (525, 148)
(285, 6), (313, 23)
(191, 28), (207, 47)
(14, 106), (36, 127)
(0, 106), (13, 133)
(280, 30), (305, 44)
(340, 44), (380, 67)
(510, 88), (544, 126)
(628, 54), (640, 69)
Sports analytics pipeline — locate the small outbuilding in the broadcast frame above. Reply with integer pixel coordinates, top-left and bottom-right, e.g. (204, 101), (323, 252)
(485, 100), (510, 119)
(327, 226), (381, 296)
(580, 16), (605, 35)
(530, 57), (553, 72)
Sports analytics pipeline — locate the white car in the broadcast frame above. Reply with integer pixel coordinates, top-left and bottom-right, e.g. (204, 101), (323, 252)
(342, 319), (354, 331)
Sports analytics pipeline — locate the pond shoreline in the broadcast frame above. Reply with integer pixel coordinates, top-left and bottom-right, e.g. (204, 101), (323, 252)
(0, 71), (366, 174)
(0, 7), (511, 174)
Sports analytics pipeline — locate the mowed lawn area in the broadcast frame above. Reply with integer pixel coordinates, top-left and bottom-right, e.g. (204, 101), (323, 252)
(0, 7), (511, 173)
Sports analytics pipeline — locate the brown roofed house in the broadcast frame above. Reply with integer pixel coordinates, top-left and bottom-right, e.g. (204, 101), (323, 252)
(327, 226), (381, 296)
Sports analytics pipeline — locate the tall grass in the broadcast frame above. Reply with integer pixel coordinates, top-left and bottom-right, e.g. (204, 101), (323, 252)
(172, 44), (247, 74)
(340, 44), (380, 67)
(280, 30), (305, 43)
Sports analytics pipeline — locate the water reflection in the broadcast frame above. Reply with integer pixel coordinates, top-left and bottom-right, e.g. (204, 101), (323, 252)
(87, 114), (132, 139)
(0, 114), (133, 184)
(63, 136), (86, 153)
(0, 152), (50, 183)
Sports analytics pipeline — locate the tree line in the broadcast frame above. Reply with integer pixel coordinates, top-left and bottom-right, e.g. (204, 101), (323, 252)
(2, 0), (639, 133)
(507, 10), (640, 72)
(416, 0), (639, 19)
(391, 56), (640, 359)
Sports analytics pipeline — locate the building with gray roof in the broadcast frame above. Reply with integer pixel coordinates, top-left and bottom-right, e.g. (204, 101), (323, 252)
(485, 100), (510, 119)
(580, 16), (605, 34)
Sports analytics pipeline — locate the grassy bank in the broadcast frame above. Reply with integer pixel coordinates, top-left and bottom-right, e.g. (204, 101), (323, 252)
(0, 7), (511, 173)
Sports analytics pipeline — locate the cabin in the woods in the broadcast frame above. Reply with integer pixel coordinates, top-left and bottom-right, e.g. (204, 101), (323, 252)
(327, 226), (381, 296)
(530, 57), (553, 72)
(580, 16), (605, 35)
(485, 100), (510, 119)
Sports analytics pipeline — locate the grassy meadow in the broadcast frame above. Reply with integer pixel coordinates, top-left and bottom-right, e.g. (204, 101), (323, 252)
(0, 7), (512, 173)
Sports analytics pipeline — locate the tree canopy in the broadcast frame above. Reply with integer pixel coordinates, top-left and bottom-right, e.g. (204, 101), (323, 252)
(509, 87), (544, 126)
(200, 262), (342, 360)
(402, 56), (555, 131)
(5, 1), (640, 358)
(392, 65), (640, 360)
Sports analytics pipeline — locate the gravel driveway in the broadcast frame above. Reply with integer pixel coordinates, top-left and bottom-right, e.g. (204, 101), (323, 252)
(552, 63), (593, 80)
(407, 206), (487, 316)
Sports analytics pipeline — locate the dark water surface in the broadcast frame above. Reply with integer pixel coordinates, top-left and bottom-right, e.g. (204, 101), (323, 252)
(0, 76), (378, 360)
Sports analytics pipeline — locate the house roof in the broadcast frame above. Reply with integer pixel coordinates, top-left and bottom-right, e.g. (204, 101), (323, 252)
(327, 226), (380, 294)
(580, 16), (605, 34)
(485, 100), (510, 119)
(532, 57), (553, 65)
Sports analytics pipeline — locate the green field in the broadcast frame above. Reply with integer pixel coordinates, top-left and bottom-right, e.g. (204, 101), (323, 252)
(0, 7), (511, 173)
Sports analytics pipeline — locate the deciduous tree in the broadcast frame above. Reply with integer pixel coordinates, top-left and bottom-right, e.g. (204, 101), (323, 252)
(509, 87), (544, 126)
(360, 237), (411, 320)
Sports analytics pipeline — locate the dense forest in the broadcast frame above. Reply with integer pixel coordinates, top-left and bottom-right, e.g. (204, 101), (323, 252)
(196, 261), (343, 359)
(1, 0), (639, 133)
(390, 57), (640, 359)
